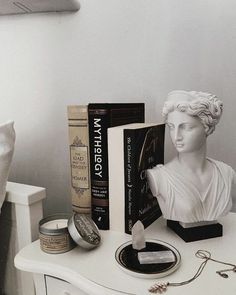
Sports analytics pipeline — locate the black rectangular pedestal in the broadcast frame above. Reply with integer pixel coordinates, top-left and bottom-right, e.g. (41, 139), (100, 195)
(167, 220), (223, 242)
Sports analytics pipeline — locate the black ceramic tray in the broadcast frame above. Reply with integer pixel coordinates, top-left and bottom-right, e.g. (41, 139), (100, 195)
(115, 239), (181, 278)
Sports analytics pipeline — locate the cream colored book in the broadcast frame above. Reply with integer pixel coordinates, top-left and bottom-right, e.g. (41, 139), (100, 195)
(67, 105), (91, 214)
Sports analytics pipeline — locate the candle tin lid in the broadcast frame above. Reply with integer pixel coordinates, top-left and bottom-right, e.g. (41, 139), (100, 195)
(68, 213), (101, 249)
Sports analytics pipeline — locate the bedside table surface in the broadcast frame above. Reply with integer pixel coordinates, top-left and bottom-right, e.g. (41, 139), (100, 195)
(15, 213), (236, 295)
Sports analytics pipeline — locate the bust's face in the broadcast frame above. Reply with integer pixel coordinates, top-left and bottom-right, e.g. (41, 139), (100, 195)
(167, 110), (206, 153)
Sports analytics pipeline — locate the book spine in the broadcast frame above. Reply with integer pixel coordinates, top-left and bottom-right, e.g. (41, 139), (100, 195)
(108, 127), (125, 232)
(67, 105), (91, 214)
(88, 109), (110, 230)
(124, 129), (137, 234)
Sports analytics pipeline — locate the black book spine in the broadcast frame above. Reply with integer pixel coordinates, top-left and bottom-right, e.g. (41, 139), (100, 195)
(89, 108), (110, 230)
(124, 129), (137, 234)
(89, 103), (145, 230)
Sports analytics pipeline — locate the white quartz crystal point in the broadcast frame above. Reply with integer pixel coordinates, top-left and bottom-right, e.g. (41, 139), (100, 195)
(132, 220), (146, 250)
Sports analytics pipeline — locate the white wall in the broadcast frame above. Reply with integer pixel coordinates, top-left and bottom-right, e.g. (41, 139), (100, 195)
(0, 0), (235, 214)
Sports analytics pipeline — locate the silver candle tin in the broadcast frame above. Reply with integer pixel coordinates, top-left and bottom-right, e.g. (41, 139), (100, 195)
(39, 214), (75, 254)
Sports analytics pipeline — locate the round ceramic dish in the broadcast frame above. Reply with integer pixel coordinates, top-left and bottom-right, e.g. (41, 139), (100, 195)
(115, 239), (181, 279)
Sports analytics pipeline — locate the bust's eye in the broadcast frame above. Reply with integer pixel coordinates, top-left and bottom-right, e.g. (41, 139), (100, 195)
(167, 124), (174, 130)
(182, 124), (194, 130)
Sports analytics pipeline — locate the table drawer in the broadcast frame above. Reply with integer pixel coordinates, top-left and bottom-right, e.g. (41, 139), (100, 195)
(45, 275), (88, 295)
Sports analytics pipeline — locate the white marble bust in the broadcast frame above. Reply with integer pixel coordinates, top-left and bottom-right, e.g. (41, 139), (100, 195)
(147, 90), (236, 224)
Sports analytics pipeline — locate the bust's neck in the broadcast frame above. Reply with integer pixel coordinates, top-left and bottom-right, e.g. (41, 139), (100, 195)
(177, 144), (207, 173)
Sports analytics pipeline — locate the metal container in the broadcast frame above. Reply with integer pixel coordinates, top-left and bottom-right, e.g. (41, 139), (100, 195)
(39, 214), (75, 254)
(68, 213), (101, 249)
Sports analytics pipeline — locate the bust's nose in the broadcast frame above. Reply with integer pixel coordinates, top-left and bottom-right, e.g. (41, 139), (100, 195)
(174, 127), (183, 142)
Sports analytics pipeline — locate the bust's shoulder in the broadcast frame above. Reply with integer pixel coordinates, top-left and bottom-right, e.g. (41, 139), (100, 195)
(147, 164), (164, 181)
(148, 158), (178, 174)
(148, 161), (178, 184)
(147, 163), (165, 177)
(208, 158), (232, 169)
(151, 163), (164, 170)
(208, 158), (236, 176)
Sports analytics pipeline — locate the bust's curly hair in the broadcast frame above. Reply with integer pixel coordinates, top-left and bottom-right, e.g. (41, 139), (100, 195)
(162, 90), (223, 136)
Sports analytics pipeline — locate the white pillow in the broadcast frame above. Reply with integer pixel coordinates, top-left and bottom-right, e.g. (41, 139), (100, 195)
(0, 121), (15, 212)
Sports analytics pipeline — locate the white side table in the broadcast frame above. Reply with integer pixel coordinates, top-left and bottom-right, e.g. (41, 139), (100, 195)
(15, 213), (236, 295)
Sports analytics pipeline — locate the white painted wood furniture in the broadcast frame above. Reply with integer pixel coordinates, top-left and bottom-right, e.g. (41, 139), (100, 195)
(2, 181), (46, 295)
(15, 213), (236, 295)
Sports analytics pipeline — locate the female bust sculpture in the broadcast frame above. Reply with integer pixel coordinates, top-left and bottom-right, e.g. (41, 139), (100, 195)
(147, 90), (236, 224)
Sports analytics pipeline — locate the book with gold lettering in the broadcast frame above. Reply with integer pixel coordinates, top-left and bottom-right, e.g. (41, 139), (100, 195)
(88, 103), (145, 230)
(67, 105), (91, 214)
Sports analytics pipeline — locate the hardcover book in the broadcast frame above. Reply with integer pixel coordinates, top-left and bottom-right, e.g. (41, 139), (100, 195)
(108, 122), (165, 234)
(67, 105), (91, 214)
(88, 103), (145, 230)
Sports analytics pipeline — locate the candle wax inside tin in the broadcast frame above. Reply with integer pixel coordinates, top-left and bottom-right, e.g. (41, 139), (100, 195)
(42, 219), (68, 230)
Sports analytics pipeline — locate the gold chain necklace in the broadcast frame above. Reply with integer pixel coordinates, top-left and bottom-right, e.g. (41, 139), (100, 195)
(148, 250), (236, 293)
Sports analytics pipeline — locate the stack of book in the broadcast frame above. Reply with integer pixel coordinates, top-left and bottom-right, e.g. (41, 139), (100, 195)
(67, 103), (146, 230)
